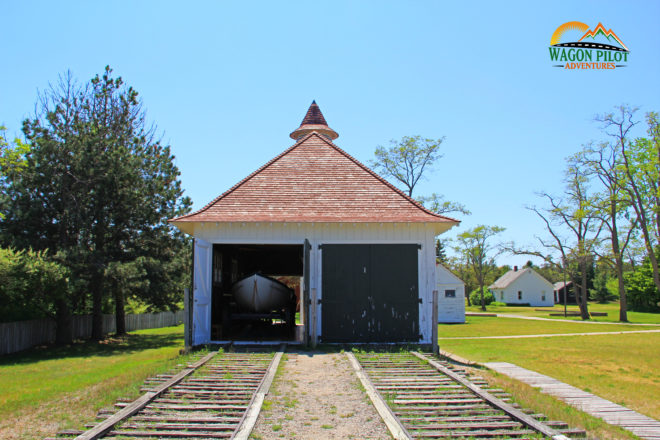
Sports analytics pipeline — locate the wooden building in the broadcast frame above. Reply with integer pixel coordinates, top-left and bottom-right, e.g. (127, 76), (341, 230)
(435, 264), (466, 323)
(169, 102), (459, 345)
(489, 266), (555, 307)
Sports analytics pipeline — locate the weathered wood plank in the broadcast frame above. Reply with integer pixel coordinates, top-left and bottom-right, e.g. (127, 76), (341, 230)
(485, 361), (660, 440)
(346, 352), (413, 440)
(74, 351), (218, 440)
(412, 352), (570, 440)
(231, 344), (285, 440)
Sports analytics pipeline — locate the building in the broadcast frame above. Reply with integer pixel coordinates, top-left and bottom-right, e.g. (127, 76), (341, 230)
(489, 266), (554, 307)
(435, 264), (465, 323)
(554, 281), (576, 304)
(169, 102), (459, 345)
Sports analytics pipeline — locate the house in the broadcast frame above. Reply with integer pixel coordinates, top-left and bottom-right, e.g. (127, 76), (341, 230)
(554, 281), (576, 304)
(489, 266), (554, 307)
(435, 264), (465, 323)
(169, 102), (459, 346)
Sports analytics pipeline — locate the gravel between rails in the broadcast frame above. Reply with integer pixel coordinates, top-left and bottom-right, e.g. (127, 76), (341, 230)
(251, 351), (392, 440)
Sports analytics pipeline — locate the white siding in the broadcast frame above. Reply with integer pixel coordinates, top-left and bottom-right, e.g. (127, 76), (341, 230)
(191, 222), (440, 344)
(492, 271), (554, 307)
(435, 265), (465, 323)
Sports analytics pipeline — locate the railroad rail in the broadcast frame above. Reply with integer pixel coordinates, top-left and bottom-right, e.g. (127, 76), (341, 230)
(349, 351), (586, 440)
(48, 347), (284, 440)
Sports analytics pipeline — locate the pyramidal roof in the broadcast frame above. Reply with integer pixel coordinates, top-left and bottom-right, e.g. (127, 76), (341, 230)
(170, 103), (459, 229)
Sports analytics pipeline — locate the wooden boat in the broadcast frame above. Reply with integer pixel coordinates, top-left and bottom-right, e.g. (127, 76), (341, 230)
(231, 273), (294, 313)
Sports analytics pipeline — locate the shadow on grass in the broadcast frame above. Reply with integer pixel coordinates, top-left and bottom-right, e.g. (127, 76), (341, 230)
(0, 328), (183, 366)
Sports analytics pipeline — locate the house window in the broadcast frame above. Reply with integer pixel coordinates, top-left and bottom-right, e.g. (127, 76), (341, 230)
(445, 289), (456, 298)
(518, 291), (522, 300)
(500, 292), (504, 300)
(542, 295), (546, 301)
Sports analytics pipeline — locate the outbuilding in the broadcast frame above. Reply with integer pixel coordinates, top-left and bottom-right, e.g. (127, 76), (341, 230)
(169, 102), (459, 346)
(489, 266), (554, 307)
(435, 264), (465, 323)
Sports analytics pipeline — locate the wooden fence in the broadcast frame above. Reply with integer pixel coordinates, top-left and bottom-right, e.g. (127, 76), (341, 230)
(0, 310), (185, 356)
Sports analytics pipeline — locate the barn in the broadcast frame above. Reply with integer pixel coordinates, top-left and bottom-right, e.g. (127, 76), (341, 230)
(169, 102), (459, 346)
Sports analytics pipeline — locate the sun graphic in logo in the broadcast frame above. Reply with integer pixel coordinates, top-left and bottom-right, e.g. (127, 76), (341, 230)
(550, 21), (590, 46)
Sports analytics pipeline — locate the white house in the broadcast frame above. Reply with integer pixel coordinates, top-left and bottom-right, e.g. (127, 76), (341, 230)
(169, 102), (459, 346)
(489, 266), (554, 307)
(435, 264), (465, 323)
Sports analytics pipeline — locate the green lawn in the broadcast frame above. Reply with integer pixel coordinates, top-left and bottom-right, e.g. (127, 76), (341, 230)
(439, 317), (660, 421)
(0, 325), (187, 440)
(467, 301), (660, 324)
(439, 316), (658, 338)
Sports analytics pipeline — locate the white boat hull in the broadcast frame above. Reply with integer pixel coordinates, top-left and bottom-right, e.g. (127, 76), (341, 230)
(231, 274), (293, 313)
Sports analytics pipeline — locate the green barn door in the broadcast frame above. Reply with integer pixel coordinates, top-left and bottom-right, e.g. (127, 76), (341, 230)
(321, 244), (419, 342)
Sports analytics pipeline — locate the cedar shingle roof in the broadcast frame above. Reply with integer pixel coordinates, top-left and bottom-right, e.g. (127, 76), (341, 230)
(290, 101), (338, 140)
(170, 132), (459, 225)
(301, 100), (328, 125)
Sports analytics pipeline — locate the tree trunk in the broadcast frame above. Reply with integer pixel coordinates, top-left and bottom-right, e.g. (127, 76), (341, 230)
(91, 268), (104, 340)
(479, 283), (486, 311)
(579, 258), (590, 320)
(54, 298), (73, 344)
(115, 288), (126, 336)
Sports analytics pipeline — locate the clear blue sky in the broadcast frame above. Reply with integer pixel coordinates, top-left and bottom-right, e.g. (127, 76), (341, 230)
(2, 1), (659, 266)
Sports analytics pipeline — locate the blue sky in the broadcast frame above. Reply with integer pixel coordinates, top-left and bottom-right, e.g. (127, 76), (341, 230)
(2, 1), (659, 266)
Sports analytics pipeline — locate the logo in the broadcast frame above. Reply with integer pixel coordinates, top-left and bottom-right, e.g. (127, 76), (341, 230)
(549, 22), (629, 70)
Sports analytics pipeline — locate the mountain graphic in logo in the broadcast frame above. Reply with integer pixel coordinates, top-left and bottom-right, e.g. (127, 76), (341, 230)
(550, 21), (629, 53)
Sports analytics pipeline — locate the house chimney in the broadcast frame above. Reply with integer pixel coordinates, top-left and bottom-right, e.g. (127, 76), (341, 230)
(514, 266), (518, 271)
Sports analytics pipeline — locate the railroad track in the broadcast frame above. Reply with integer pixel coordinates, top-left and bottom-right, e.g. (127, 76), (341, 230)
(349, 351), (586, 440)
(48, 347), (283, 440)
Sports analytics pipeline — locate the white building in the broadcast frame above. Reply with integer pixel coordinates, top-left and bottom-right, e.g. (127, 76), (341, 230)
(169, 102), (459, 346)
(489, 266), (554, 307)
(435, 264), (465, 323)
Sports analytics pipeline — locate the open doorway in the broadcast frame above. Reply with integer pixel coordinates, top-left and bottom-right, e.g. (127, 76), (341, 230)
(211, 244), (303, 341)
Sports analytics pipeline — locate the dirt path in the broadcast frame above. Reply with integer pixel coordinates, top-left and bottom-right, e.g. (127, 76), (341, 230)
(251, 351), (392, 440)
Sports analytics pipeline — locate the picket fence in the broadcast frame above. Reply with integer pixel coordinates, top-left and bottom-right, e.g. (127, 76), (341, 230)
(0, 310), (185, 356)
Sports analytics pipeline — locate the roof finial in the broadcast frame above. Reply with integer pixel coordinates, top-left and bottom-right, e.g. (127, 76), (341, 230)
(290, 101), (339, 141)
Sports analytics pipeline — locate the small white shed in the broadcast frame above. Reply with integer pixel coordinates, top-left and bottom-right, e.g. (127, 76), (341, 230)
(489, 266), (554, 307)
(435, 264), (465, 323)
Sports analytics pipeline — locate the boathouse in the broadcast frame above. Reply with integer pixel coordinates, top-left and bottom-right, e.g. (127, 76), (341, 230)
(169, 102), (459, 346)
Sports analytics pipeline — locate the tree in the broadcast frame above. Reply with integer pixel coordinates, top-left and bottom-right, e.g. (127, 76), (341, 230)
(1, 67), (191, 339)
(573, 139), (637, 321)
(370, 135), (444, 197)
(418, 193), (471, 216)
(599, 107), (660, 300)
(529, 165), (600, 321)
(0, 127), (30, 218)
(454, 225), (505, 311)
(0, 248), (71, 343)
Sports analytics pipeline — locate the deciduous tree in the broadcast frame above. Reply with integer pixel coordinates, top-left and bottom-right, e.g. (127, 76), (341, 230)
(454, 225), (505, 311)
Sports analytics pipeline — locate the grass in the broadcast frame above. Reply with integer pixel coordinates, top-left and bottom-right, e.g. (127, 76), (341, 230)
(439, 318), (660, 420)
(438, 316), (658, 338)
(467, 301), (660, 324)
(477, 369), (641, 440)
(0, 325), (186, 439)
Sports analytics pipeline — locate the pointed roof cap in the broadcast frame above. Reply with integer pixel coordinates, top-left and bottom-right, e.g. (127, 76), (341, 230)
(290, 101), (339, 141)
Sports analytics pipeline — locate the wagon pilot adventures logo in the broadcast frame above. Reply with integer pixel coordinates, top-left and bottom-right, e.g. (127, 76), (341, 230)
(549, 22), (629, 69)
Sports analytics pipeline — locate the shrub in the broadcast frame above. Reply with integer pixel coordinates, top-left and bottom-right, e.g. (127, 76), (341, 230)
(491, 301), (506, 307)
(625, 260), (660, 312)
(469, 288), (495, 307)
